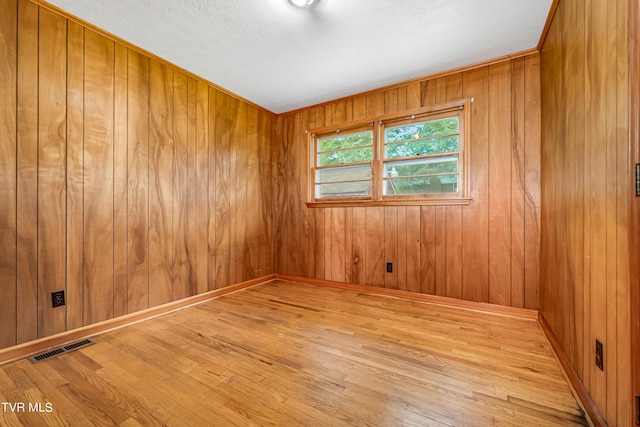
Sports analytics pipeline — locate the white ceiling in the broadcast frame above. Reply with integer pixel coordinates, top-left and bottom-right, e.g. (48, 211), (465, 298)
(45, 0), (553, 114)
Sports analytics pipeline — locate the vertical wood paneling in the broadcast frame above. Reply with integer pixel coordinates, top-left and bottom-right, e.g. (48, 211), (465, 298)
(396, 207), (407, 292)
(228, 96), (239, 285)
(274, 116), (288, 275)
(384, 206), (398, 289)
(207, 89), (218, 286)
(510, 58), (526, 309)
(37, 8), (66, 338)
(285, 112), (301, 277)
(462, 67), (490, 303)
(332, 100), (346, 124)
(351, 208), (365, 284)
(587, 0), (608, 412)
(420, 80), (436, 107)
(405, 207), (421, 293)
(16, 0), (39, 344)
(148, 60), (174, 305)
(366, 92), (384, 118)
(233, 100), (247, 283)
(0, 0), (277, 352)
(434, 77), (446, 103)
(352, 96), (366, 121)
(365, 207), (384, 287)
(331, 208), (346, 283)
(488, 62), (513, 306)
(194, 81), (209, 294)
(540, 0), (632, 424)
(445, 207), (463, 299)
(126, 49), (150, 313)
(630, 0), (640, 412)
(113, 42), (128, 318)
(312, 208), (324, 279)
(214, 92), (233, 288)
(258, 109), (273, 276)
(0, 0), (18, 349)
(576, 0), (590, 386)
(244, 105), (259, 280)
(614, 0), (631, 422)
(604, 0), (621, 422)
(396, 86), (407, 111)
(523, 54), (541, 311)
(83, 29), (114, 325)
(443, 75), (464, 300)
(384, 89), (398, 114)
(541, 0), (564, 353)
(445, 74), (463, 100)
(434, 206), (446, 296)
(558, 0), (579, 373)
(323, 209), (332, 280)
(420, 207), (436, 295)
(406, 83), (421, 110)
(186, 77), (197, 296)
(343, 207), (353, 283)
(172, 71), (189, 300)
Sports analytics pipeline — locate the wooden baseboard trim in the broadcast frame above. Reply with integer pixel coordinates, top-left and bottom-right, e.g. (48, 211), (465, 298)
(0, 274), (276, 366)
(275, 274), (538, 320)
(537, 313), (606, 427)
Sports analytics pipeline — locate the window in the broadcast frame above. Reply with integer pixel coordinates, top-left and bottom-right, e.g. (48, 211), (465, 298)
(307, 100), (471, 207)
(313, 127), (374, 200)
(381, 111), (462, 198)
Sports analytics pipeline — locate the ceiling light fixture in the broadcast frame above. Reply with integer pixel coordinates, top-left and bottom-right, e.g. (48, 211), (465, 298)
(289, 0), (316, 9)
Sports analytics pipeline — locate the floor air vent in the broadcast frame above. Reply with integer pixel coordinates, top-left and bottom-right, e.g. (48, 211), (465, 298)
(29, 338), (96, 363)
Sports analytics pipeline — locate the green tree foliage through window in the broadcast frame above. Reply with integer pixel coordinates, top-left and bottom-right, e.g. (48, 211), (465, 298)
(385, 117), (459, 158)
(317, 130), (373, 166)
(383, 116), (460, 195)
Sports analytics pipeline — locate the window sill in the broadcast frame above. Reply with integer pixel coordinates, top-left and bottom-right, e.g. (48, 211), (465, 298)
(306, 197), (473, 208)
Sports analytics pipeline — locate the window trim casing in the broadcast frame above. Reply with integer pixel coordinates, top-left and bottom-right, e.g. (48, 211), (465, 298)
(306, 99), (472, 207)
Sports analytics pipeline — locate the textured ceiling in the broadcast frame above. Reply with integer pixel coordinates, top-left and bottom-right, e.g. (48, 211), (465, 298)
(44, 0), (553, 114)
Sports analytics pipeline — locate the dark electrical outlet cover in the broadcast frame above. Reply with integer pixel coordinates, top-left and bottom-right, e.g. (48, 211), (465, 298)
(386, 263), (393, 273)
(595, 339), (604, 371)
(52, 291), (65, 308)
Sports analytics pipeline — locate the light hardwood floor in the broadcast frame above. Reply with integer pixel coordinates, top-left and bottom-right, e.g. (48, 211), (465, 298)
(0, 280), (586, 426)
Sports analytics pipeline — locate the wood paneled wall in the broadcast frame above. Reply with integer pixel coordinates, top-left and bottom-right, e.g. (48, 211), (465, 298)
(0, 0), (275, 350)
(539, 0), (632, 425)
(274, 56), (542, 310)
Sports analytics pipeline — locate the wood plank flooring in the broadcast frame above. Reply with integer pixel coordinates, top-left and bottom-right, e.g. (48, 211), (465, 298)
(0, 280), (586, 426)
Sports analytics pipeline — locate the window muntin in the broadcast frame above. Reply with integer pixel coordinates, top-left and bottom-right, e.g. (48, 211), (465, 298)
(381, 112), (462, 197)
(313, 128), (374, 199)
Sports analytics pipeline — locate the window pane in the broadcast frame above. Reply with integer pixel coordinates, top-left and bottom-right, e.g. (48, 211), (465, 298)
(318, 146), (373, 166)
(383, 156), (458, 195)
(384, 174), (458, 195)
(316, 164), (372, 198)
(384, 155), (458, 177)
(318, 130), (373, 152)
(316, 181), (372, 198)
(385, 136), (458, 158)
(385, 117), (458, 144)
